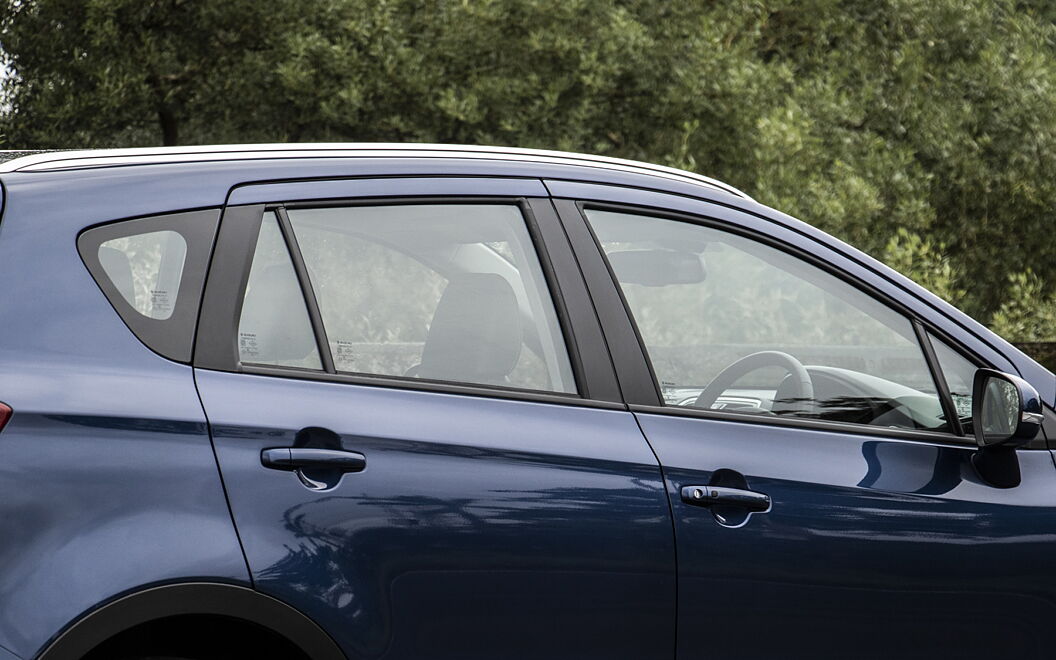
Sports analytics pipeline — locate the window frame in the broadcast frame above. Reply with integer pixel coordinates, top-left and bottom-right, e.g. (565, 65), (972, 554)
(194, 193), (625, 410)
(558, 198), (1002, 446)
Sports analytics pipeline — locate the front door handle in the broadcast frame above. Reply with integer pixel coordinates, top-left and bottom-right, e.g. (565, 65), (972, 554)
(681, 485), (770, 512)
(261, 447), (366, 473)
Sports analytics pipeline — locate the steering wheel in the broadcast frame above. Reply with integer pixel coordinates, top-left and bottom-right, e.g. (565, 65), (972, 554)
(694, 350), (815, 416)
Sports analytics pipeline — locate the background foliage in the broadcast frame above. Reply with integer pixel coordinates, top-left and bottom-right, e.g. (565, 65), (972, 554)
(2, 0), (1054, 341)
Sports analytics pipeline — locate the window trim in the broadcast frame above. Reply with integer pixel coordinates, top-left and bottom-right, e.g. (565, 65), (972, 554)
(525, 197), (622, 402)
(627, 402), (976, 447)
(236, 364), (625, 410)
(274, 206), (336, 374)
(914, 321), (965, 437)
(550, 198), (659, 405)
(195, 193), (623, 408)
(562, 198), (999, 445)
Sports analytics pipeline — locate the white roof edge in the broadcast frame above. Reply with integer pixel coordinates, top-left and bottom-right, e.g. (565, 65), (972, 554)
(0, 143), (753, 200)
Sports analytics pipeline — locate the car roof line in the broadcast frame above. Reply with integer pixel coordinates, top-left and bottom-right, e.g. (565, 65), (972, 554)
(0, 143), (753, 200)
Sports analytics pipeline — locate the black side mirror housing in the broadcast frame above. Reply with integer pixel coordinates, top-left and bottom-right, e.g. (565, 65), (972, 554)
(972, 368), (1043, 448)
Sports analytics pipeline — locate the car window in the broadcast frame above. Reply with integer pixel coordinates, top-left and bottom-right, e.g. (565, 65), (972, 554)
(929, 332), (977, 429)
(585, 208), (951, 432)
(285, 203), (576, 394)
(238, 211), (322, 369)
(78, 209), (219, 362)
(98, 230), (186, 320)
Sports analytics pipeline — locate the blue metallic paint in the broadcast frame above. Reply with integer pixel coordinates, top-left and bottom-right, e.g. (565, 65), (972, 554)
(195, 370), (675, 660)
(637, 412), (1056, 659)
(0, 157), (739, 236)
(0, 183), (246, 658)
(1, 151), (1054, 659)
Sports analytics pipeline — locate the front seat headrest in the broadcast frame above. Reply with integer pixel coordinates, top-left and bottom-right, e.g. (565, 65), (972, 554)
(417, 273), (523, 387)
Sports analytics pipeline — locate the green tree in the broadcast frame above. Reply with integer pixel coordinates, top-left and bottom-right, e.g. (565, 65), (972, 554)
(0, 0), (311, 146)
(989, 270), (1056, 341)
(734, 0), (1056, 322)
(881, 227), (965, 305)
(4, 0), (1056, 340)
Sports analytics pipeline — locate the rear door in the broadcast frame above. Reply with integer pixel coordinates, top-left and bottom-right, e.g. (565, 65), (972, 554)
(193, 178), (675, 660)
(551, 182), (1056, 660)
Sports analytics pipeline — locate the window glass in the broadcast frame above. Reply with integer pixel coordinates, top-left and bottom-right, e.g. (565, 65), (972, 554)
(286, 204), (575, 393)
(99, 230), (186, 320)
(929, 333), (977, 428)
(238, 212), (322, 369)
(586, 208), (950, 432)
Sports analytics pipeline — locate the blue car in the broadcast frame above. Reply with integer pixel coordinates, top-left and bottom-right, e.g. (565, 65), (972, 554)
(0, 144), (1051, 660)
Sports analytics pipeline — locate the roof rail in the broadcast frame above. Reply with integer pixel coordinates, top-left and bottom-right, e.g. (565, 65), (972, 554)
(0, 143), (753, 200)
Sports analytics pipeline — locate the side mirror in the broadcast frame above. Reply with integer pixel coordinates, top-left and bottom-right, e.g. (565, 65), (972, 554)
(972, 369), (1043, 448)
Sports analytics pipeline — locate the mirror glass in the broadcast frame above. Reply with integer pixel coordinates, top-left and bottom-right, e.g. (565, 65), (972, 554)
(980, 375), (1020, 439)
(605, 249), (705, 287)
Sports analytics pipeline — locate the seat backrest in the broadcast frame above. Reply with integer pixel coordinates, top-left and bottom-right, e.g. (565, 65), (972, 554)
(417, 273), (523, 387)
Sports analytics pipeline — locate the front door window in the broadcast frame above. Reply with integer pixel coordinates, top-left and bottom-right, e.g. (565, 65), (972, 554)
(585, 208), (951, 432)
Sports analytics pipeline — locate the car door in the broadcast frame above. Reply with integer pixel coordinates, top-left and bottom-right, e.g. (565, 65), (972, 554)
(551, 183), (1056, 660)
(191, 177), (675, 660)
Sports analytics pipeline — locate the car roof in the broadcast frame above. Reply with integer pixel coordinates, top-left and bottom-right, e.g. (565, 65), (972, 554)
(0, 143), (752, 200)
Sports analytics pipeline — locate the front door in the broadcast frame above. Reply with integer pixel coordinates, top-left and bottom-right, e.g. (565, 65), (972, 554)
(193, 181), (675, 659)
(570, 201), (1056, 659)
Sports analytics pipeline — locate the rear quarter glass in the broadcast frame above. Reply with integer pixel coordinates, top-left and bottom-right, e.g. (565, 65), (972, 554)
(78, 209), (220, 362)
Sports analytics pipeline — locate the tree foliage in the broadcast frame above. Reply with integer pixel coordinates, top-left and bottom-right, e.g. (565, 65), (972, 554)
(3, 0), (1056, 339)
(881, 227), (964, 305)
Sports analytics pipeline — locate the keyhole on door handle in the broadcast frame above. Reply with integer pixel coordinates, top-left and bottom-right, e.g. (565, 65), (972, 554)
(293, 426), (346, 491)
(681, 468), (771, 528)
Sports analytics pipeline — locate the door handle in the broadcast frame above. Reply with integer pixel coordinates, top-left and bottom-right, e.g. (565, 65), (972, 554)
(681, 485), (770, 512)
(261, 447), (366, 473)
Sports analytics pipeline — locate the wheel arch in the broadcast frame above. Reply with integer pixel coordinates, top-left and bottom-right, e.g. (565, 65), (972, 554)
(35, 582), (345, 660)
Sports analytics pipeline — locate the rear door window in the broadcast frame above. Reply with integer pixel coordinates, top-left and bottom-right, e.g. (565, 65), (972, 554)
(237, 212), (322, 370)
(240, 203), (577, 394)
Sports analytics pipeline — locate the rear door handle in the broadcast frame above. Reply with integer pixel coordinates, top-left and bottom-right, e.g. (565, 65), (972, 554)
(681, 485), (770, 512)
(261, 447), (366, 473)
